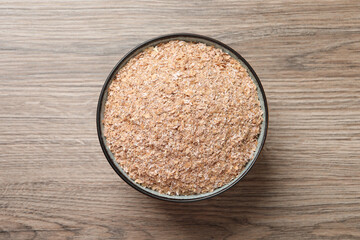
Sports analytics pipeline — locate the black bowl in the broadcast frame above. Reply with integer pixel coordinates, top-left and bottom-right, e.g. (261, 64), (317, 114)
(97, 33), (268, 202)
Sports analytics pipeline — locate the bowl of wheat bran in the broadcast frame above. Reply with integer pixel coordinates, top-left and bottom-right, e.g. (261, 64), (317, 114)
(97, 33), (268, 202)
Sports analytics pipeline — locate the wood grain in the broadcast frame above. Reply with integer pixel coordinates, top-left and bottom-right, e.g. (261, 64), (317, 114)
(1, 0), (359, 239)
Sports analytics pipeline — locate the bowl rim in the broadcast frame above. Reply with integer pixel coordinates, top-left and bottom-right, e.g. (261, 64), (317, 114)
(96, 33), (269, 202)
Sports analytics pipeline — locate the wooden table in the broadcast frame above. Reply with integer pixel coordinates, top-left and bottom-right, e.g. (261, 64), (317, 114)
(1, 1), (359, 239)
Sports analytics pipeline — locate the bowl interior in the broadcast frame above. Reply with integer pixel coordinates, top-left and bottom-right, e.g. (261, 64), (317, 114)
(97, 34), (268, 202)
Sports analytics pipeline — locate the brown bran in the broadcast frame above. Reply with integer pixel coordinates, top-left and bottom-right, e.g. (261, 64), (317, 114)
(103, 40), (263, 195)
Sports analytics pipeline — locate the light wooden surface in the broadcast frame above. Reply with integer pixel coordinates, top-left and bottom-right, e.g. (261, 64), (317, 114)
(1, 1), (360, 239)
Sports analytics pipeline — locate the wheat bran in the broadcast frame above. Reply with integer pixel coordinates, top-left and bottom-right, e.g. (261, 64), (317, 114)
(103, 40), (263, 195)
